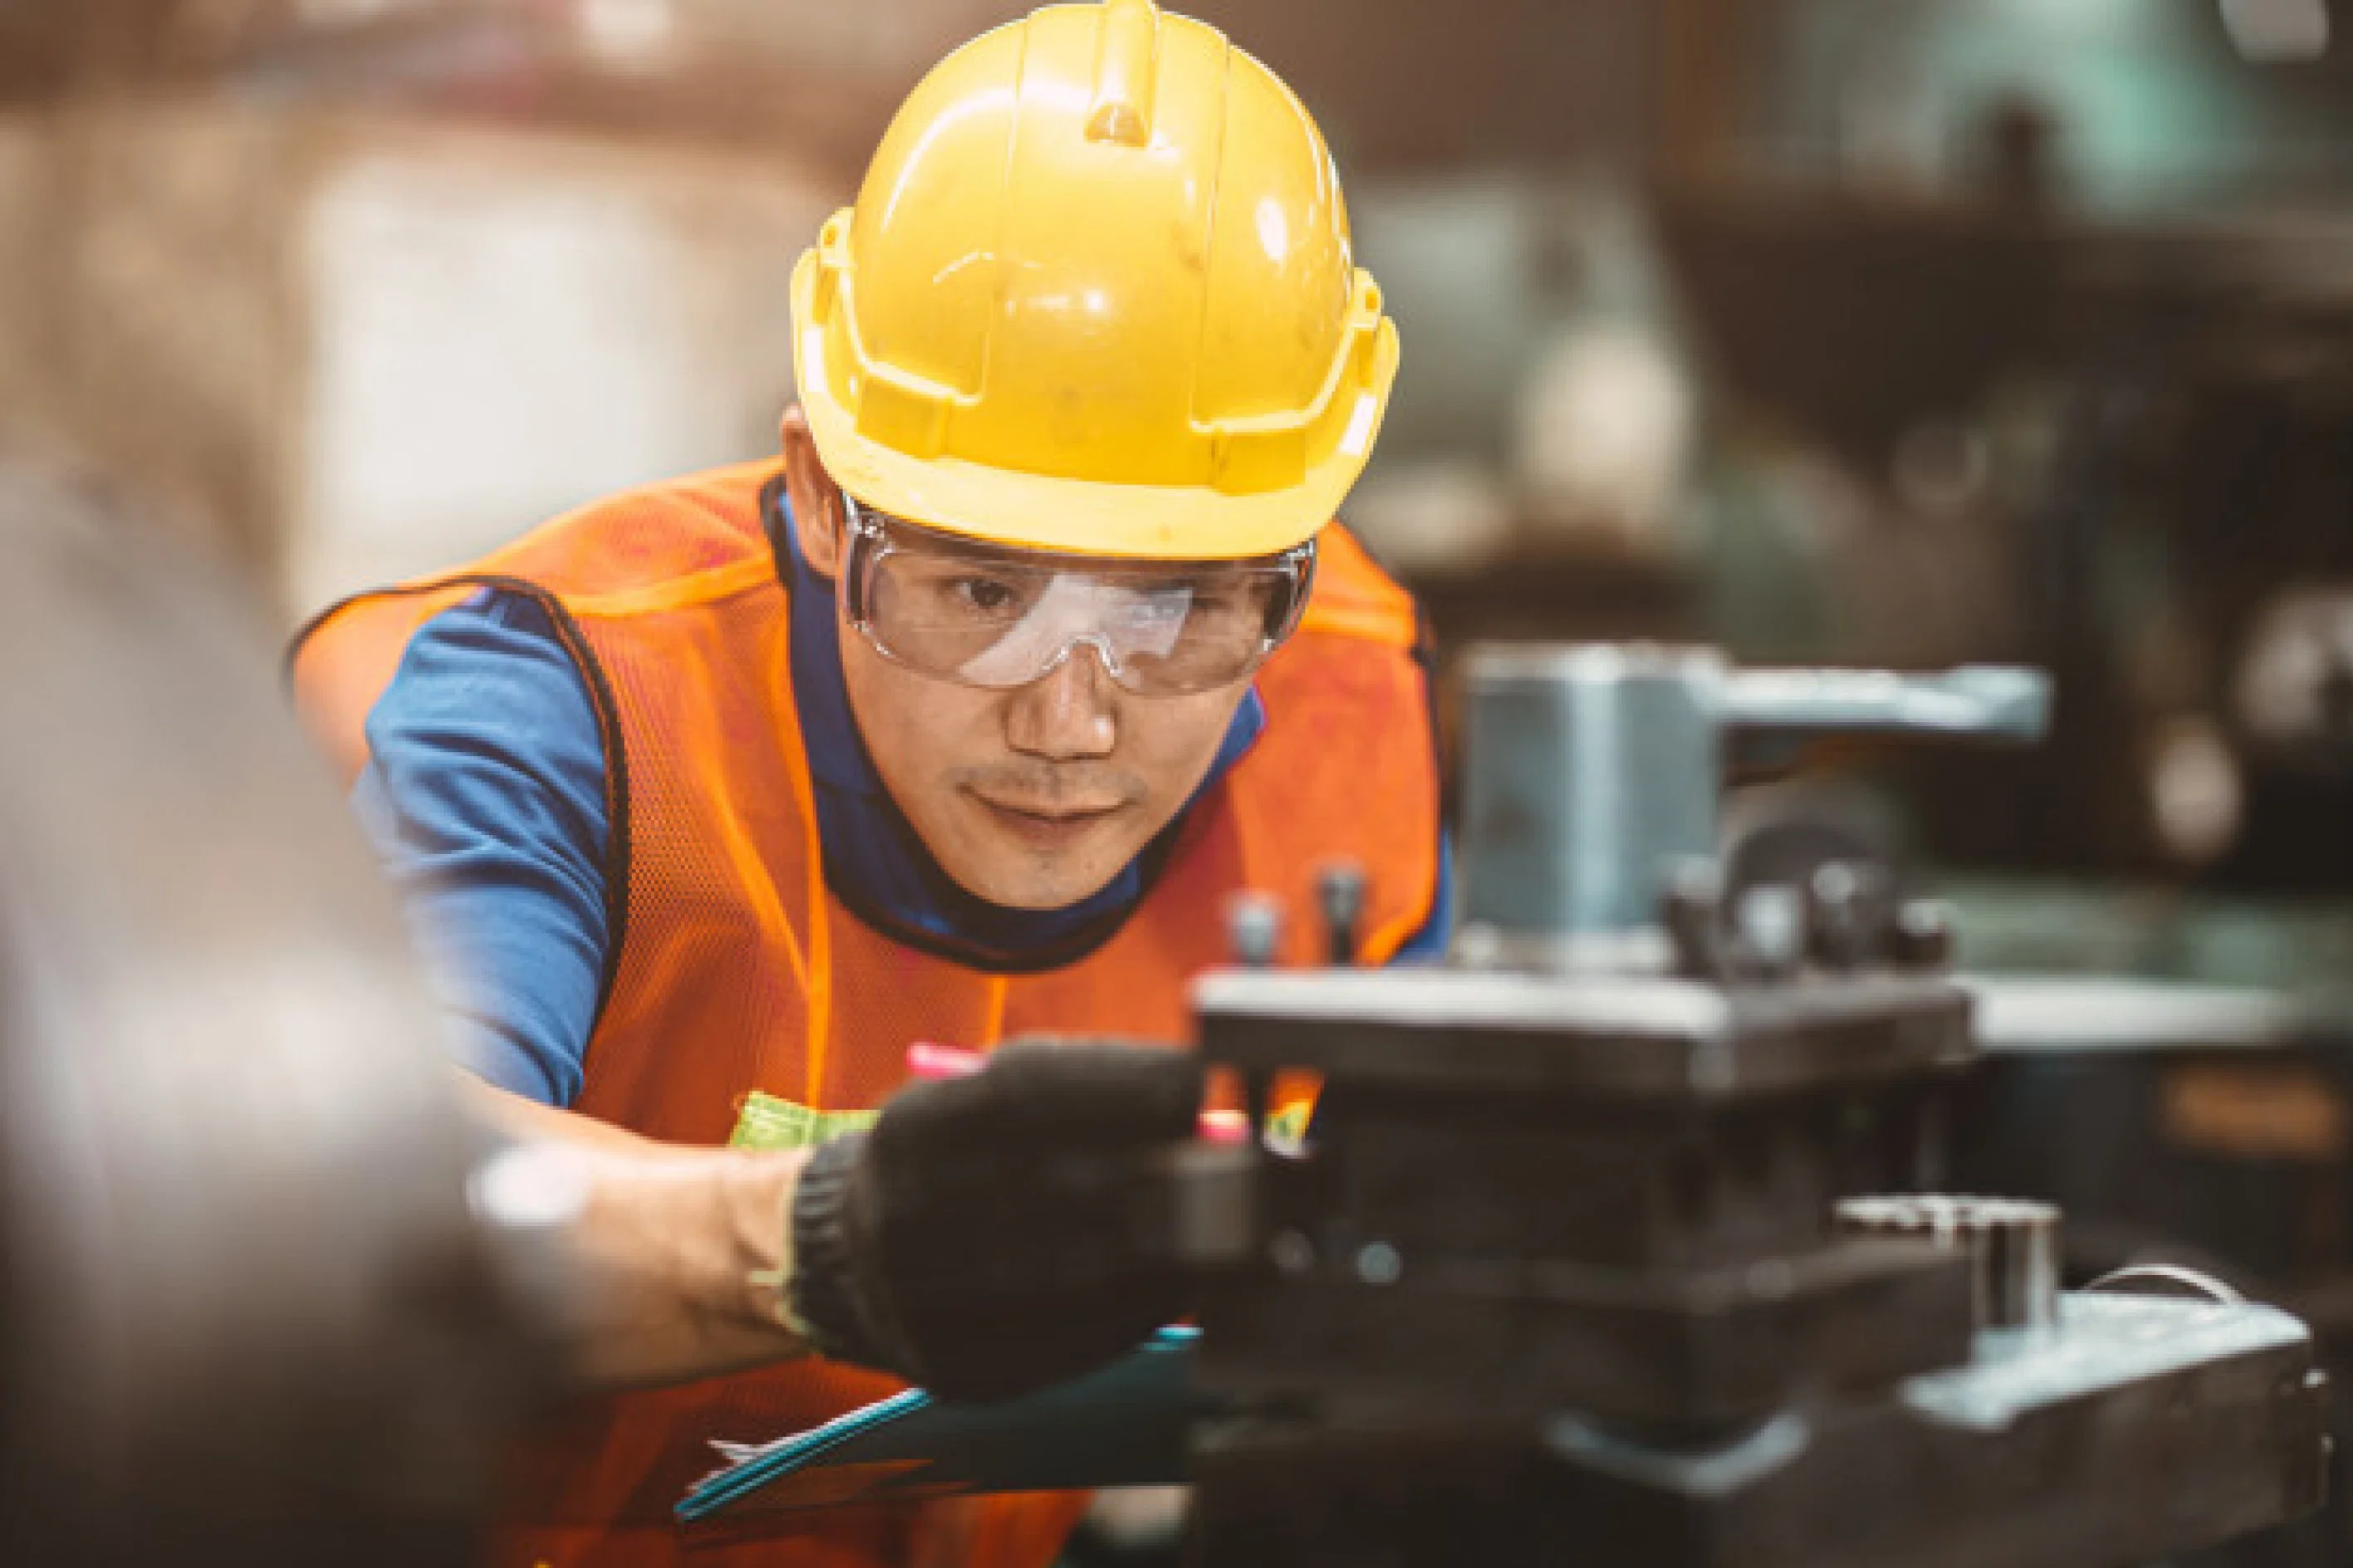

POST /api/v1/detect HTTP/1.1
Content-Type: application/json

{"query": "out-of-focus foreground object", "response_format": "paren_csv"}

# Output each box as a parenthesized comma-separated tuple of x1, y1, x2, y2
(0, 444, 549, 1566)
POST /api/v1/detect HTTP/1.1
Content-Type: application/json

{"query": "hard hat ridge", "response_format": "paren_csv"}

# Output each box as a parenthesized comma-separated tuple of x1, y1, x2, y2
(1086, 0, 1162, 148)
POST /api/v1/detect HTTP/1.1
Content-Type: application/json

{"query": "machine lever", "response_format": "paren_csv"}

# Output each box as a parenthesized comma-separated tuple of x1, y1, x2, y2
(1720, 665, 2051, 745)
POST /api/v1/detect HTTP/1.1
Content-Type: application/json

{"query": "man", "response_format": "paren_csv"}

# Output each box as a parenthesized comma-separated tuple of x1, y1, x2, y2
(292, 1, 1445, 1561)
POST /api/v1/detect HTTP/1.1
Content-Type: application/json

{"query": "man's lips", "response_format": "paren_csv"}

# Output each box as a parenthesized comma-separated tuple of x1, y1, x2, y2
(967, 790, 1126, 847)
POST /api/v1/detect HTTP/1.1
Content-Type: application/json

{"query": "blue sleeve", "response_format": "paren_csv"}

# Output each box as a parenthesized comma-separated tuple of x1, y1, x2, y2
(350, 590, 611, 1106)
(1387, 833, 1454, 965)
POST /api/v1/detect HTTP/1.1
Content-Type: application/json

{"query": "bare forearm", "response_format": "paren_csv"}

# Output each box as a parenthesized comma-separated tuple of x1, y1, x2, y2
(463, 1077, 810, 1388)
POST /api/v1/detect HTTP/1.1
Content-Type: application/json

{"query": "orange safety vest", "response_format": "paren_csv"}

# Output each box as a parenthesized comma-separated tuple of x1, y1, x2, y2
(291, 461, 1441, 1568)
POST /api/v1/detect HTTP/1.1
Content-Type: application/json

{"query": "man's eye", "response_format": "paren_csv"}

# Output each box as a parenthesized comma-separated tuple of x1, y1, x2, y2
(1181, 581, 1264, 622)
(951, 576, 1018, 613)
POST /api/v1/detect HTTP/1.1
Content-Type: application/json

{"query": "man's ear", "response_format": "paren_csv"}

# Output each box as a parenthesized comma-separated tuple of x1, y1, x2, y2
(779, 405, 845, 578)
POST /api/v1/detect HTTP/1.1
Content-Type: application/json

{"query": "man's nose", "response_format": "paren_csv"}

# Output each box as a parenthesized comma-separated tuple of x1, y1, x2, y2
(1003, 645, 1118, 760)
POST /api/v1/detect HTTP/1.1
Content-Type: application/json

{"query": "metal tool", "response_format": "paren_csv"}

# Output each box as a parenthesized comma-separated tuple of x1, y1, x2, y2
(1837, 1194, 2061, 1334)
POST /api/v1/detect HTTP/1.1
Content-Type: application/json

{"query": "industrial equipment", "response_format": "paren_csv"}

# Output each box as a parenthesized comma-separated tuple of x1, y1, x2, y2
(1177, 646, 2331, 1568)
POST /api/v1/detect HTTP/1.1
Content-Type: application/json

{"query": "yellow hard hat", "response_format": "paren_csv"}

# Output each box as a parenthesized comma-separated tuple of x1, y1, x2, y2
(791, 0, 1398, 561)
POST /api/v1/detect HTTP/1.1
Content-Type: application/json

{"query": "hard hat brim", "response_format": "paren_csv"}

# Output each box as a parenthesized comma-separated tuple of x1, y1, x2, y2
(791, 250, 1397, 563)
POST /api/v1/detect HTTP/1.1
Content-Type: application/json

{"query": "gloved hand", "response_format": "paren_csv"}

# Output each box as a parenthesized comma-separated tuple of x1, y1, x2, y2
(787, 1038, 1206, 1403)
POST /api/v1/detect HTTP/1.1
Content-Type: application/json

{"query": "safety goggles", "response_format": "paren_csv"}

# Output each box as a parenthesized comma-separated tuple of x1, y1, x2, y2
(839, 496, 1317, 696)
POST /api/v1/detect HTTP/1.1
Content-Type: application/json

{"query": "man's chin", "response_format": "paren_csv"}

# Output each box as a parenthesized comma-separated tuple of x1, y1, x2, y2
(947, 841, 1135, 913)
(960, 859, 1127, 912)
(947, 802, 1144, 910)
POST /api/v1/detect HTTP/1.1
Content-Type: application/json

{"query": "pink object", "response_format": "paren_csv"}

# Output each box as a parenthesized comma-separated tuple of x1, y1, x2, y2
(906, 1041, 986, 1081)
(904, 1043, 1246, 1144)
(1196, 1110, 1249, 1145)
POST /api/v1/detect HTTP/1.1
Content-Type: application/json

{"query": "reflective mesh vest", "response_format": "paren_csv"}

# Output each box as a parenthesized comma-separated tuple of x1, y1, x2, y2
(291, 461, 1441, 1568)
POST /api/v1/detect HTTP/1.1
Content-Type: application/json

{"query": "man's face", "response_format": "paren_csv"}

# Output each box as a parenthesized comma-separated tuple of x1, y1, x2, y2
(782, 410, 1253, 911)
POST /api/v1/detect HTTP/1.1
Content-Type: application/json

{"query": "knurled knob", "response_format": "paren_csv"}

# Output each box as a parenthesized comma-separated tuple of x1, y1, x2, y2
(1225, 891, 1284, 968)
(1315, 861, 1368, 967)
(1837, 1194, 2062, 1332)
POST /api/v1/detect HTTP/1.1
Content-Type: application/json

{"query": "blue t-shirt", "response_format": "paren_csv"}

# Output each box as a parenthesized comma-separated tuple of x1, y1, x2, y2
(354, 500, 1453, 1106)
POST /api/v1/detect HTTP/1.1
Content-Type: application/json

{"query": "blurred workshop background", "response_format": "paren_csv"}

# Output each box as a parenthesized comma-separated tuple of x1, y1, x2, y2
(14, 5, 2353, 1557)
(11, 0, 2353, 891)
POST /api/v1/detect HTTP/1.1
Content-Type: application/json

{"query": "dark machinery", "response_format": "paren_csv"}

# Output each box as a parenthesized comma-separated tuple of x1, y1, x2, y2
(1177, 646, 2331, 1568)
(1952, 972, 2353, 1567)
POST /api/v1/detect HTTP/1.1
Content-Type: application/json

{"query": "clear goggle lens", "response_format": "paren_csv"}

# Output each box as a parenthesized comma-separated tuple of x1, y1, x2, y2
(841, 497, 1315, 696)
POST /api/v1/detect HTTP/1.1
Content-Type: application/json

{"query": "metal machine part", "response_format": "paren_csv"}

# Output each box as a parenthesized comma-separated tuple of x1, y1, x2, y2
(1195, 966, 1979, 1431)
(1455, 647, 2047, 969)
(2088, 1264, 2248, 1306)
(1953, 970, 2353, 1565)
(1313, 862, 1369, 968)
(0, 452, 555, 1566)
(1191, 1290, 2326, 1568)
(1837, 1194, 2061, 1333)
(1178, 642, 2325, 1568)
(1223, 891, 1284, 970)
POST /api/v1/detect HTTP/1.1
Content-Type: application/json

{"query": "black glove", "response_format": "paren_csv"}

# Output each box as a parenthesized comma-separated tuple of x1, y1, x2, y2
(789, 1038, 1206, 1403)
